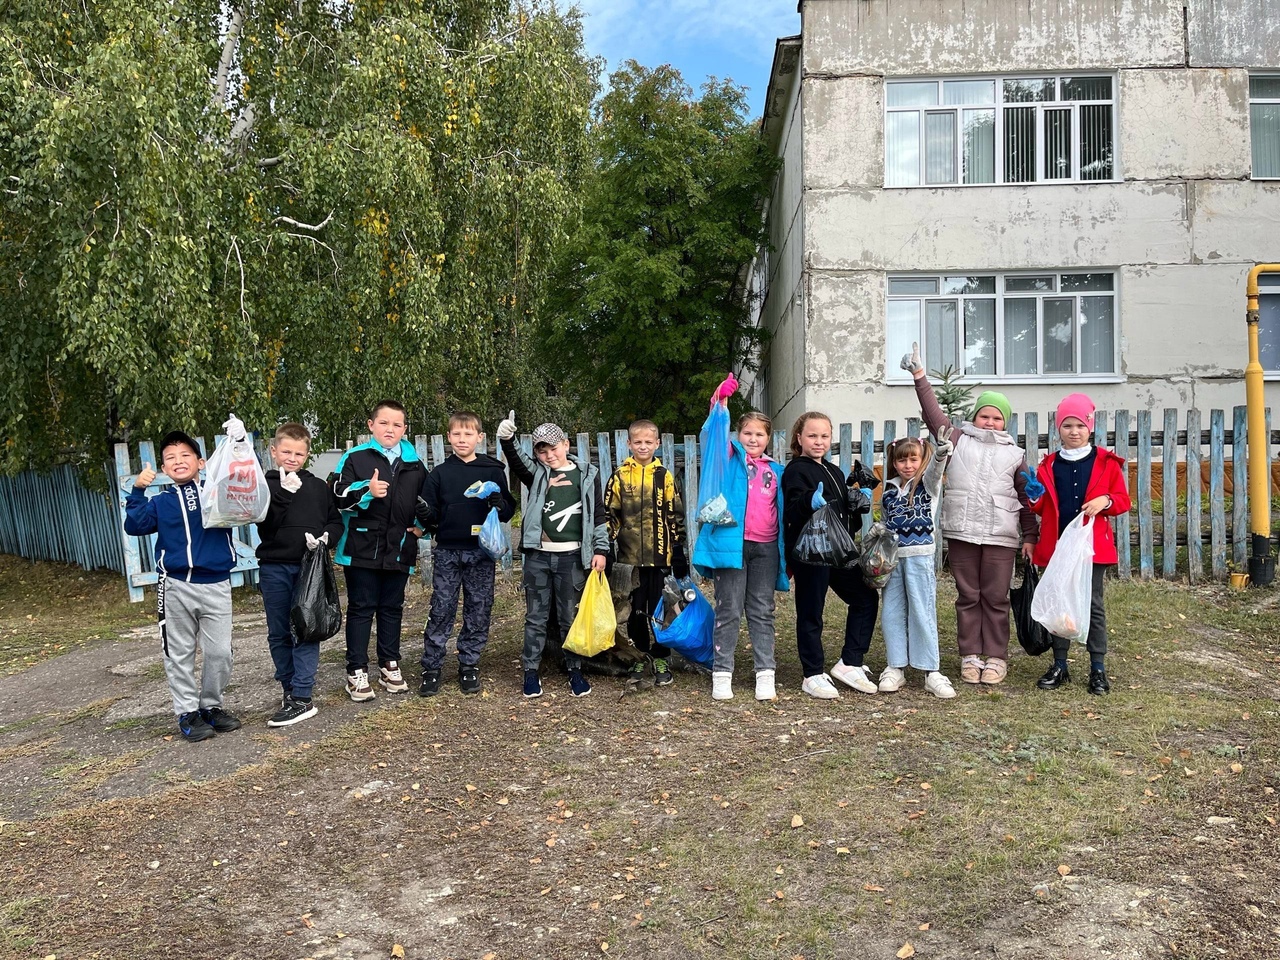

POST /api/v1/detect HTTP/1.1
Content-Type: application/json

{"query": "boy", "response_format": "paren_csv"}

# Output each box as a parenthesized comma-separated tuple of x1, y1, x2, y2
(330, 400, 432, 702)
(417, 411, 516, 696)
(496, 414, 609, 699)
(603, 419, 688, 685)
(256, 423, 344, 726)
(124, 430, 241, 742)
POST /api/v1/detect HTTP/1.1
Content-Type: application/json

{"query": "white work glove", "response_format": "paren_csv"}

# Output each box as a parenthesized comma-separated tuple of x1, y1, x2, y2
(933, 424, 953, 459)
(223, 414, 248, 442)
(280, 470, 302, 493)
(304, 531, 329, 550)
(496, 409, 517, 440)
(900, 341, 923, 374)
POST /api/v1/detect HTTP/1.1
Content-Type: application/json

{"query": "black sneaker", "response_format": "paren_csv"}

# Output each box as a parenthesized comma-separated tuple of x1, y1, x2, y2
(523, 669, 543, 699)
(652, 657, 674, 686)
(1037, 663, 1071, 690)
(266, 695, 318, 728)
(1088, 669, 1111, 695)
(459, 666, 482, 695)
(178, 711, 216, 742)
(419, 669, 441, 697)
(200, 706, 242, 733)
(568, 670, 591, 698)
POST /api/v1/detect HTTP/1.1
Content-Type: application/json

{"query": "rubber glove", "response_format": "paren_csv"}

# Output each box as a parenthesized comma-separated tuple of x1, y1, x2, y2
(223, 414, 248, 442)
(464, 480, 501, 499)
(280, 470, 302, 493)
(1021, 466, 1045, 501)
(810, 481, 826, 510)
(496, 410, 517, 440)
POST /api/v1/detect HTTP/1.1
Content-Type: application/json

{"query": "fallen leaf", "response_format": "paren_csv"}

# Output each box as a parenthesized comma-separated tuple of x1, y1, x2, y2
(497, 797, 510, 805)
(774, 890, 785, 900)
(897, 943, 916, 958)
(918, 922, 931, 931)
(790, 814, 804, 828)
(1058, 865, 1072, 876)
(863, 884, 885, 892)
(466, 784, 477, 792)
(392, 945, 406, 959)
(1230, 763, 1243, 774)
(836, 847, 851, 855)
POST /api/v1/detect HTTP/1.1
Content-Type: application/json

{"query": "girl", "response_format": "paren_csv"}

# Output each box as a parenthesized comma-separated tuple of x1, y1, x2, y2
(691, 374, 789, 702)
(903, 343, 1038, 685)
(1026, 393, 1130, 695)
(782, 412, 877, 699)
(879, 432, 956, 698)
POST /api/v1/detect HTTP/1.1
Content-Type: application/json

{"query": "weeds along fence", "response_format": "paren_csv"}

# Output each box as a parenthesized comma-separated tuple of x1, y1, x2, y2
(0, 406, 1275, 600)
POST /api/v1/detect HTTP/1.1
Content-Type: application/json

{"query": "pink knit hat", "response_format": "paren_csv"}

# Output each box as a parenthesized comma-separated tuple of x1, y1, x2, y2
(1056, 393, 1095, 430)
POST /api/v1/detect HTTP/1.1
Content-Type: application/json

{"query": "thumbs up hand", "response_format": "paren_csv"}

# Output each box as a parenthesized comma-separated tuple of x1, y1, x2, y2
(368, 468, 389, 499)
(135, 463, 157, 489)
(496, 410, 517, 440)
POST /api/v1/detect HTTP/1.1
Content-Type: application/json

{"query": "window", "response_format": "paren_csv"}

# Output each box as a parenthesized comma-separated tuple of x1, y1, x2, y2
(1260, 274, 1280, 372)
(886, 272, 1118, 381)
(1251, 75, 1280, 179)
(885, 75, 1116, 187)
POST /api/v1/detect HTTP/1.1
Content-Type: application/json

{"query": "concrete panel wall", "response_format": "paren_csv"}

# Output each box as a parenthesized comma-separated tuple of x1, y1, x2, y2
(803, 0, 1185, 76)
(1120, 69, 1252, 180)
(806, 181, 1192, 272)
(1188, 0, 1280, 67)
(1190, 180, 1280, 264)
(804, 76, 883, 189)
(806, 271, 885, 387)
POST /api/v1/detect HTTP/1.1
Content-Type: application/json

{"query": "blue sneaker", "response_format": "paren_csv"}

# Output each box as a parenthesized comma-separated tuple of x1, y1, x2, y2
(178, 711, 216, 742)
(568, 670, 591, 698)
(523, 669, 543, 699)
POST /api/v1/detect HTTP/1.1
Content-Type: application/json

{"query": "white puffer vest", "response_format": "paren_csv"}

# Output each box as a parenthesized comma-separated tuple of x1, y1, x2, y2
(939, 423, 1026, 548)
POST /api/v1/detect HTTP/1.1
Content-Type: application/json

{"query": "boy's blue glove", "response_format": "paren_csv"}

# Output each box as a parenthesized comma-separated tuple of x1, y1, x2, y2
(1021, 467, 1045, 501)
(811, 482, 826, 510)
(464, 480, 500, 499)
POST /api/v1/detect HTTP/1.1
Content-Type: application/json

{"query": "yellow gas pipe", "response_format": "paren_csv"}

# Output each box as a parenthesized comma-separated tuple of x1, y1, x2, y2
(1245, 264, 1280, 586)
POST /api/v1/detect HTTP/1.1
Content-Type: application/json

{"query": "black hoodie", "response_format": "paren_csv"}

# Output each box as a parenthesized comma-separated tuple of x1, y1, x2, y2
(256, 469, 345, 564)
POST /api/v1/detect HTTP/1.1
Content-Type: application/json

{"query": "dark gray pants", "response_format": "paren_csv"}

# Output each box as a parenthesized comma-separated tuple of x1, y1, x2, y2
(422, 547, 496, 671)
(711, 539, 779, 673)
(522, 550, 586, 671)
(1051, 563, 1109, 659)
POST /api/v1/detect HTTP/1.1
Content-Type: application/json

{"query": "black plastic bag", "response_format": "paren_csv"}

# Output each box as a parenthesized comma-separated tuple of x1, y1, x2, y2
(1012, 563, 1052, 656)
(793, 503, 860, 568)
(290, 546, 342, 644)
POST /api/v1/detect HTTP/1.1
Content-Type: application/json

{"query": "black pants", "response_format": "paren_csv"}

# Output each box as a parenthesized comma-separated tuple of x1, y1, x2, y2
(627, 566, 670, 658)
(344, 566, 409, 672)
(791, 562, 879, 678)
(1051, 563, 1108, 660)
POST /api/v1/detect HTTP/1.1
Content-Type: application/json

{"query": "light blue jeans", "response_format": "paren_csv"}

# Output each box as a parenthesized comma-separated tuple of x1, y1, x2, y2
(880, 553, 940, 671)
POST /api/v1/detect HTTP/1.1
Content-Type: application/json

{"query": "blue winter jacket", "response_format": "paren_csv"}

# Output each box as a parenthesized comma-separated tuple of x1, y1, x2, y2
(124, 481, 236, 584)
(690, 415, 788, 591)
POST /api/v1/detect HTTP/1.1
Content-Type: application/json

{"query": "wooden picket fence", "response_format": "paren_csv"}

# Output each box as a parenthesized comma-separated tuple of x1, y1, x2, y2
(0, 406, 1274, 600)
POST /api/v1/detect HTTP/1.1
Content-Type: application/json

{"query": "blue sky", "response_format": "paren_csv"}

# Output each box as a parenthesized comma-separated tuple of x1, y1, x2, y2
(574, 0, 801, 118)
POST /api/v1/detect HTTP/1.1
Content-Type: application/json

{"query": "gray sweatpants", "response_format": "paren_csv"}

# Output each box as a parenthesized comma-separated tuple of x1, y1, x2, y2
(158, 576, 234, 717)
(711, 539, 779, 673)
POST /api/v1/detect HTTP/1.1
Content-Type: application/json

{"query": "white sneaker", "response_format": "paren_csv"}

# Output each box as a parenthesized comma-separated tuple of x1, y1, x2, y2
(346, 669, 376, 702)
(755, 669, 776, 701)
(830, 660, 877, 694)
(801, 673, 841, 700)
(925, 671, 957, 699)
(379, 660, 409, 694)
(878, 667, 906, 693)
(711, 671, 734, 701)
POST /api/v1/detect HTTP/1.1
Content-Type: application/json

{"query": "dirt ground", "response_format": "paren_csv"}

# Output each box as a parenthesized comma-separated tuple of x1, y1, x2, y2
(0, 556, 1277, 960)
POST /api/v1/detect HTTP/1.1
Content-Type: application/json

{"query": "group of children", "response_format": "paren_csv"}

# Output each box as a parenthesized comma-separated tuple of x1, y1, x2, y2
(127, 369, 1129, 742)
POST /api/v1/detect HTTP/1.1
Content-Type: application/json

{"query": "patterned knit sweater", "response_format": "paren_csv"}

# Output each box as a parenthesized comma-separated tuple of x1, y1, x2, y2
(880, 441, 947, 558)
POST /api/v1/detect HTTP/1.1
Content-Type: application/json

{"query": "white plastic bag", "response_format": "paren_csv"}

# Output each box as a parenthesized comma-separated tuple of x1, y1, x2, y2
(1031, 513, 1095, 642)
(200, 415, 270, 528)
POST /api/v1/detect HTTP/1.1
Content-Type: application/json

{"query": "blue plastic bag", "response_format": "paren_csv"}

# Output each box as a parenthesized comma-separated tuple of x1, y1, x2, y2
(697, 403, 736, 527)
(479, 507, 511, 564)
(653, 577, 714, 669)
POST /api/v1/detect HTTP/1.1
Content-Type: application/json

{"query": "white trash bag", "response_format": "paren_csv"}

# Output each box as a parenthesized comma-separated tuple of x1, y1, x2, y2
(1031, 513, 1095, 642)
(200, 414, 270, 528)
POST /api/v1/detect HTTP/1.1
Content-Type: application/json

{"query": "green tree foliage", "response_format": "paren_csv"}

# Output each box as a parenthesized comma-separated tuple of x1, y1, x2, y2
(0, 0, 596, 471)
(541, 62, 778, 436)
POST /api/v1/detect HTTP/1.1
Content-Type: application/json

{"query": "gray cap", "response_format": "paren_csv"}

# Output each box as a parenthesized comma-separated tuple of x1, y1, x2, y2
(531, 423, 568, 446)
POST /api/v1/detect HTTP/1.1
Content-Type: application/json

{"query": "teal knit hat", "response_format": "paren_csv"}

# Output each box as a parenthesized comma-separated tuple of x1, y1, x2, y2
(970, 390, 1012, 425)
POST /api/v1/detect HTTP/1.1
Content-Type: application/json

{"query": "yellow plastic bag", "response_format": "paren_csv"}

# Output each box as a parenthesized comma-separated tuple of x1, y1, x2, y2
(562, 570, 616, 657)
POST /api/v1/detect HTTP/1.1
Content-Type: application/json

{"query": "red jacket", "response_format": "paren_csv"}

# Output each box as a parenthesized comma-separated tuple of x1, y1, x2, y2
(1029, 447, 1131, 567)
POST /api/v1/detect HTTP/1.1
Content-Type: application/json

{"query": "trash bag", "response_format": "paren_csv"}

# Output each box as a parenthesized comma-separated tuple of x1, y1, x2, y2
(1011, 563, 1053, 656)
(1031, 514, 1095, 642)
(290, 545, 342, 644)
(652, 577, 714, 669)
(859, 521, 900, 590)
(479, 507, 511, 564)
(793, 503, 859, 568)
(201, 415, 270, 528)
(563, 570, 617, 658)
(696, 403, 736, 527)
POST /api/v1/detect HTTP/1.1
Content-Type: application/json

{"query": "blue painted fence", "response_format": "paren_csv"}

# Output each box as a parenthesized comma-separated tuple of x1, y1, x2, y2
(0, 406, 1274, 598)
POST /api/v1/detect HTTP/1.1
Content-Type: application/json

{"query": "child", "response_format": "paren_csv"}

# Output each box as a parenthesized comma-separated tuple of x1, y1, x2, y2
(418, 411, 516, 697)
(782, 411, 878, 699)
(1026, 394, 1130, 695)
(879, 433, 956, 698)
(691, 375, 789, 702)
(604, 419, 688, 686)
(903, 343, 1038, 685)
(255, 423, 344, 727)
(124, 430, 241, 742)
(496, 415, 609, 699)
(330, 400, 431, 702)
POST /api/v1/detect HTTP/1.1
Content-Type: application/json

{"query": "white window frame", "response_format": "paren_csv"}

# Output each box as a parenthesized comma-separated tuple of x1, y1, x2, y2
(885, 271, 1122, 385)
(884, 74, 1120, 188)
(1259, 274, 1280, 378)
(1250, 73, 1280, 181)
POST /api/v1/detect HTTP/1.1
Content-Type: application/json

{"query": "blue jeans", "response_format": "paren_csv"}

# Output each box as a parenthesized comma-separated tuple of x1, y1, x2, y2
(880, 553, 940, 672)
(259, 561, 321, 699)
